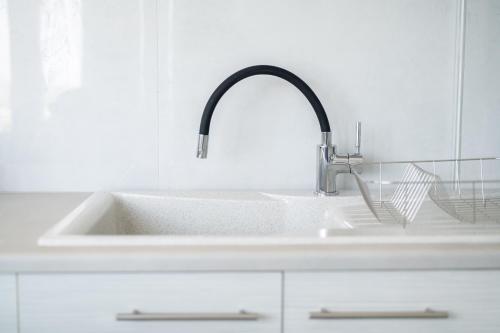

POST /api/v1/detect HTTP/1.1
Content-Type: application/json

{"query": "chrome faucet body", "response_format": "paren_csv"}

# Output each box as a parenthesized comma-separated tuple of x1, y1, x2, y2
(196, 65, 363, 195)
(316, 124, 363, 195)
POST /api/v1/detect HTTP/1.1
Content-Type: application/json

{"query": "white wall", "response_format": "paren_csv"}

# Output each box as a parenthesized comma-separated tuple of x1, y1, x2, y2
(462, 0, 500, 158)
(0, 0, 495, 191)
(0, 0, 158, 190)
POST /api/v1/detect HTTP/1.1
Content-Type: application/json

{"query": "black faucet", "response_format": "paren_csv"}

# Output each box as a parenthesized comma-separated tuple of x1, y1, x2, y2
(196, 65, 362, 195)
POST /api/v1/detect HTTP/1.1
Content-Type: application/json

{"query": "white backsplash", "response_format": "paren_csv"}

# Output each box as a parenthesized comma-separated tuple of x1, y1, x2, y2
(0, 0, 496, 191)
(0, 0, 158, 190)
(462, 0, 500, 158)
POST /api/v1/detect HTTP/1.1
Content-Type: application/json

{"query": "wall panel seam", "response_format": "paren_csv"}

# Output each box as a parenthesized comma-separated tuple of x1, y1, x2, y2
(155, 0, 161, 189)
(453, 0, 467, 179)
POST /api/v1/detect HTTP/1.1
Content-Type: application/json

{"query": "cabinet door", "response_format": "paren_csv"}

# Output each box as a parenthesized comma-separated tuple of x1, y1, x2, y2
(19, 273, 281, 333)
(0, 274, 17, 333)
(285, 271, 500, 333)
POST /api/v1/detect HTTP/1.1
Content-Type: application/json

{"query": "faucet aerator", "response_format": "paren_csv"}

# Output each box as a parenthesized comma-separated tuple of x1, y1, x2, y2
(197, 134, 209, 159)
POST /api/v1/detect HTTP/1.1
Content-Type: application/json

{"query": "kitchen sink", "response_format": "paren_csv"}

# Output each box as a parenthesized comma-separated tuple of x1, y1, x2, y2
(38, 191, 381, 246)
(38, 191, 500, 246)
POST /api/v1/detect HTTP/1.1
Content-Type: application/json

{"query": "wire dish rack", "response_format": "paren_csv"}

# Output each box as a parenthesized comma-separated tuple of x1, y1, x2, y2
(352, 157, 500, 227)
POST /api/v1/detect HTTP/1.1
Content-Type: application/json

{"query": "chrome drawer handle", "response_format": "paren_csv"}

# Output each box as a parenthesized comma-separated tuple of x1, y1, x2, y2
(116, 309, 259, 321)
(310, 308, 449, 319)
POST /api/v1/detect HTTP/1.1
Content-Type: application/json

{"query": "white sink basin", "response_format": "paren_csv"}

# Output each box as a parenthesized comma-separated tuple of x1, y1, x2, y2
(38, 191, 500, 247)
(38, 191, 380, 246)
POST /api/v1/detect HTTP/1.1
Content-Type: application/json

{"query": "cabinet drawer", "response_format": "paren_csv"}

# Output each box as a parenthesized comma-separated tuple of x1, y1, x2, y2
(285, 271, 500, 333)
(0, 274, 17, 333)
(19, 273, 280, 333)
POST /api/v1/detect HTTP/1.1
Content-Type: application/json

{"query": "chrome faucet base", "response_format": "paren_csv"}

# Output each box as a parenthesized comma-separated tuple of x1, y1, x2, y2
(315, 123, 363, 195)
(315, 189, 339, 197)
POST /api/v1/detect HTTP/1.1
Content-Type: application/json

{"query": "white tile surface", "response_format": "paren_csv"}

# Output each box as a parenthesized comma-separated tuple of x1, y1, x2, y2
(1, 0, 490, 191)
(0, 0, 158, 190)
(158, 0, 458, 190)
(461, 0, 500, 158)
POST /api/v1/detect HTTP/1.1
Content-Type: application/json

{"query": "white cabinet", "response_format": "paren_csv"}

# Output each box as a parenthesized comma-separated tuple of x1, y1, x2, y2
(19, 273, 281, 333)
(16, 270, 500, 333)
(285, 271, 500, 333)
(0, 274, 17, 333)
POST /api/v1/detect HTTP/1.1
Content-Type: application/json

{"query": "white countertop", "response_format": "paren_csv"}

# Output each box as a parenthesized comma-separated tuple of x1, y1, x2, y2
(1, 193, 500, 272)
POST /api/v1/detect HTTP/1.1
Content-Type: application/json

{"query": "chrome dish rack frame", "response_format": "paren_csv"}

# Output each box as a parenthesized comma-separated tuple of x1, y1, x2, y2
(354, 157, 500, 226)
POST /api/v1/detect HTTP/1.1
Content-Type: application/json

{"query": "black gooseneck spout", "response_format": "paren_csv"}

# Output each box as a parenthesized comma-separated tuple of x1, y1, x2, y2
(196, 65, 331, 158)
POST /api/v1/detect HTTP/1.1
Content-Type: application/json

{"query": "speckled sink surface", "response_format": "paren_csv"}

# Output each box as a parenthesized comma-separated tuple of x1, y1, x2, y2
(38, 191, 500, 247)
(2, 192, 500, 272)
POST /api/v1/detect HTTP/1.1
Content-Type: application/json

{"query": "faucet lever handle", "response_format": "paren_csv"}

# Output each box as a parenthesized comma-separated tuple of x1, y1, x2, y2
(354, 121, 361, 155)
